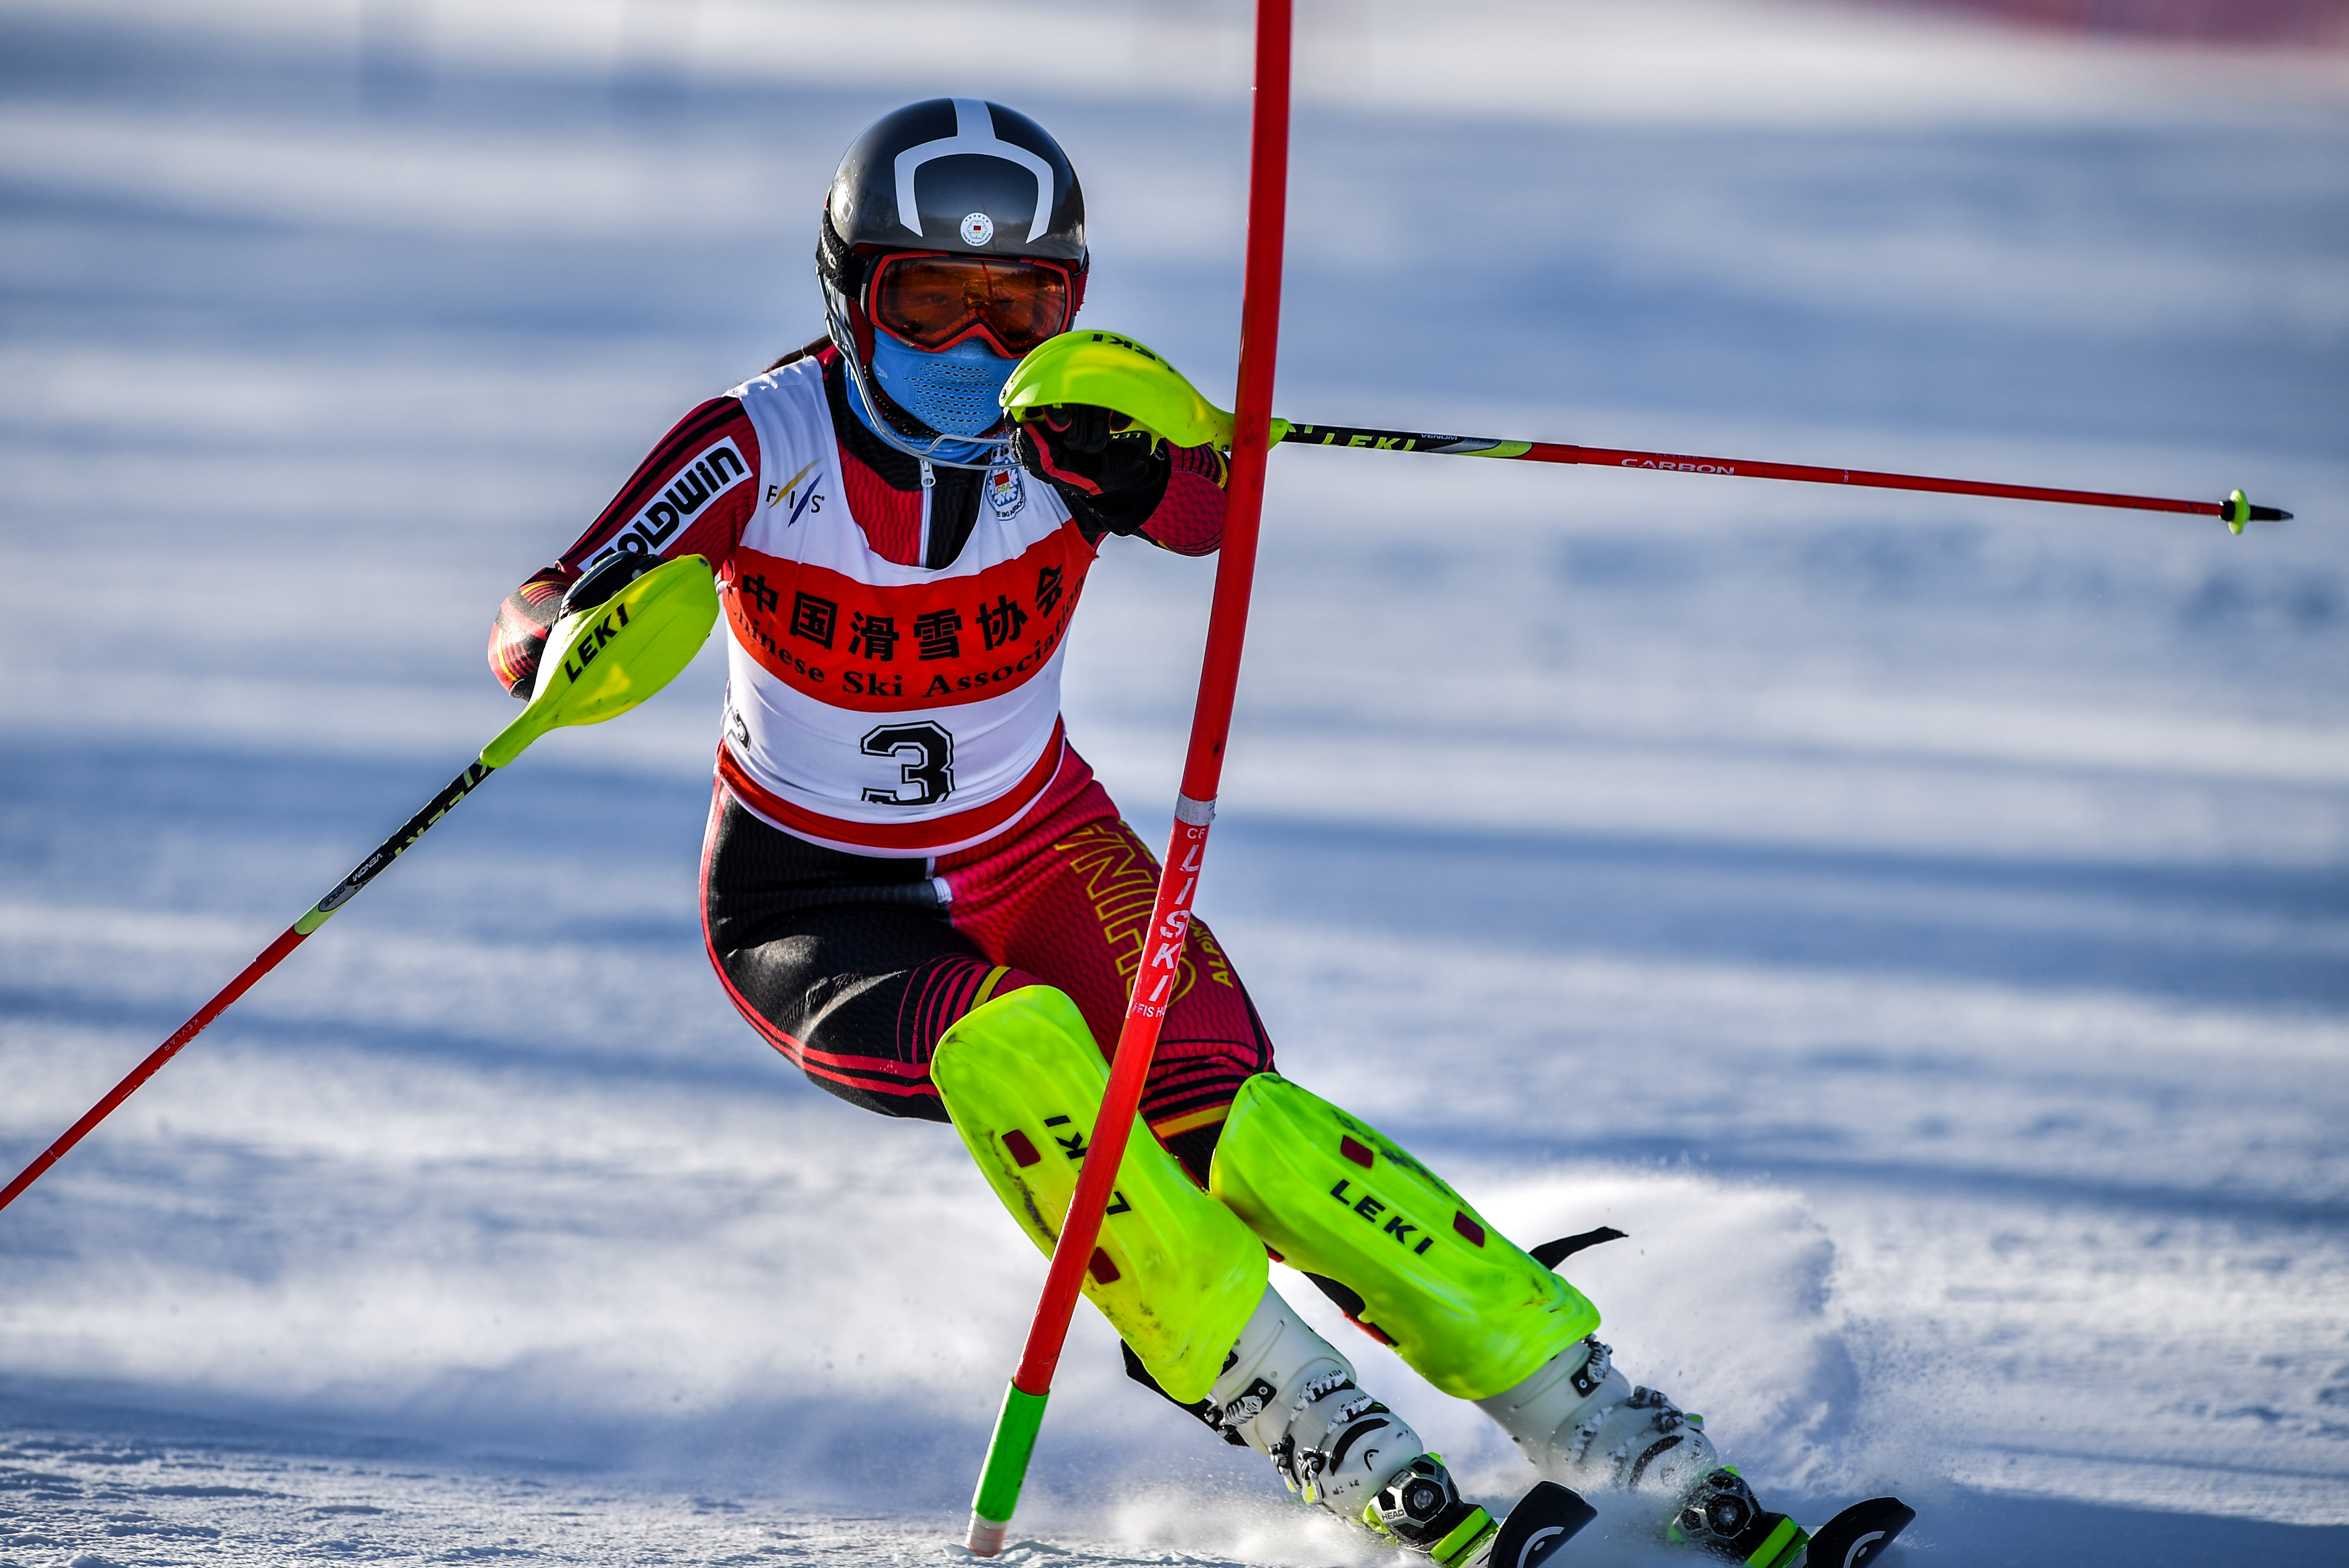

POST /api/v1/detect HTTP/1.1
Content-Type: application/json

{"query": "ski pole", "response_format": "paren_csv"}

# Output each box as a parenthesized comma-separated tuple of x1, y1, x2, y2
(961, 0, 1292, 1554)
(1006, 348, 2293, 535)
(1276, 423, 2293, 532)
(0, 554, 720, 1218)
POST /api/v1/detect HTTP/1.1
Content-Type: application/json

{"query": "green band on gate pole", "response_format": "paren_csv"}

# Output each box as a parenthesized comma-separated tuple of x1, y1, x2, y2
(973, 1382, 1050, 1525)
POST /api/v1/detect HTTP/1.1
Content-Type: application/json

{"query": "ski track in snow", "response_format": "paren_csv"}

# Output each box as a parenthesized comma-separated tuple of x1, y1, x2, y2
(3, 2, 2347, 1563)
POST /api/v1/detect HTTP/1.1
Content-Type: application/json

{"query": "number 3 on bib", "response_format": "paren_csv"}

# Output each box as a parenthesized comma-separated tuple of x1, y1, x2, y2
(861, 722, 956, 806)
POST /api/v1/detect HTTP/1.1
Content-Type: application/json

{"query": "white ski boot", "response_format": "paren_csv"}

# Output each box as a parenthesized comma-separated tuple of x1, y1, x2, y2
(1475, 1336, 1806, 1563)
(1203, 1289, 1503, 1565)
(1476, 1337, 1721, 1497)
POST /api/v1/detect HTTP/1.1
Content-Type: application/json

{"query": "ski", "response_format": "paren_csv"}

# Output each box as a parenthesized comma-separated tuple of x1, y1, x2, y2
(1794, 1497, 1915, 1568)
(1474, 1482, 1596, 1568)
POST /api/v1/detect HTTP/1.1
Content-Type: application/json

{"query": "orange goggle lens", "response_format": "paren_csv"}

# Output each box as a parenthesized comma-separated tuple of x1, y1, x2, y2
(869, 255, 1071, 357)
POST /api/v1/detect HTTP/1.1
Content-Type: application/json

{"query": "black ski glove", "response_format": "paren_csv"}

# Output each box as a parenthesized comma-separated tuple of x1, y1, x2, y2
(1012, 404, 1171, 536)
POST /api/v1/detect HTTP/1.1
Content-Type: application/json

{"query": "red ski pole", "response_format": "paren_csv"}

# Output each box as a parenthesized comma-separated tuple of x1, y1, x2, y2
(961, 1, 1293, 1554)
(0, 764, 495, 1216)
(1277, 424, 2293, 531)
(0, 555, 720, 1218)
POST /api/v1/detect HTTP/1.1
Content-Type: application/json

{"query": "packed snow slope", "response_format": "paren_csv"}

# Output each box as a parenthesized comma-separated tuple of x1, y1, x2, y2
(2, 1, 2346, 1562)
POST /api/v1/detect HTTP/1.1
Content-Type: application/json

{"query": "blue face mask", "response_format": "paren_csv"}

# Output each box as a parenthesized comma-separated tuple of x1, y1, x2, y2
(857, 330, 1019, 453)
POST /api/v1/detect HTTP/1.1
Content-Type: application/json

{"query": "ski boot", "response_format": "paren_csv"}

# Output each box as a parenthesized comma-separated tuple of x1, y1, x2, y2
(1475, 1335, 1916, 1565)
(1475, 1336, 1805, 1562)
(1203, 1290, 1476, 1554)
(1187, 1289, 1528, 1565)
(1477, 1338, 1721, 1498)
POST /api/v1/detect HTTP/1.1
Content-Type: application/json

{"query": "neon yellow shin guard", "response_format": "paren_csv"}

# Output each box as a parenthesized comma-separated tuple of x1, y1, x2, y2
(1210, 1074, 1599, 1400)
(932, 986, 1268, 1403)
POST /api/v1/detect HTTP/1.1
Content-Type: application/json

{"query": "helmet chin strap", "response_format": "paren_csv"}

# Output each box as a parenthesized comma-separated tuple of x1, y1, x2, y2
(825, 287, 1011, 474)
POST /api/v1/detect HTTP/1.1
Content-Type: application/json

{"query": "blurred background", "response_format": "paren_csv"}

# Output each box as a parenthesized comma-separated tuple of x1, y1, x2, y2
(2, 1, 2344, 1563)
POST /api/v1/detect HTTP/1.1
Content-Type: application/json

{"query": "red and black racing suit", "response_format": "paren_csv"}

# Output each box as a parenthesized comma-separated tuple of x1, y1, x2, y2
(488, 342, 1272, 1183)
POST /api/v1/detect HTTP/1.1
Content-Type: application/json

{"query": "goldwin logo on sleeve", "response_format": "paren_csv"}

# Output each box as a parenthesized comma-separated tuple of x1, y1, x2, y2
(586, 438, 752, 566)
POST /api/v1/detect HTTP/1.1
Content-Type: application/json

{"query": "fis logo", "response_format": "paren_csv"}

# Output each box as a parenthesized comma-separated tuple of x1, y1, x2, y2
(766, 459, 824, 526)
(586, 438, 751, 567)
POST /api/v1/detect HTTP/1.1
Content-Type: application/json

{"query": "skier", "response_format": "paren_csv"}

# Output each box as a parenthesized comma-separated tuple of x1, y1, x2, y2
(484, 99, 1819, 1568)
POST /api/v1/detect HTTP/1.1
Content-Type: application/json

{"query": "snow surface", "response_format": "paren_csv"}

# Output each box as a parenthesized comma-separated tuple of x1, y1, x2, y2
(3, 0, 2346, 1562)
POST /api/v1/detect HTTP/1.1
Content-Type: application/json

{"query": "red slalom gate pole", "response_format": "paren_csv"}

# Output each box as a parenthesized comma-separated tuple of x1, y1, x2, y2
(961, 1, 1292, 1555)
(1276, 424, 2295, 530)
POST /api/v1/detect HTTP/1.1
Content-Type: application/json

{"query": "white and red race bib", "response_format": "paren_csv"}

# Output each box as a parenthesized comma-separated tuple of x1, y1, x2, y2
(716, 361, 1096, 855)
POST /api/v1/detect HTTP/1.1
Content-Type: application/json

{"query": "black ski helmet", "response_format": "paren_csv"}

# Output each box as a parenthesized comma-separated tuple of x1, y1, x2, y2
(817, 98, 1088, 376)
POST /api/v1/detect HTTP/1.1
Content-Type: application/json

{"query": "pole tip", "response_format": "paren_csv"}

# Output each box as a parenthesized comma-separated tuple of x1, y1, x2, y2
(966, 1515, 1010, 1557)
(2221, 489, 2292, 532)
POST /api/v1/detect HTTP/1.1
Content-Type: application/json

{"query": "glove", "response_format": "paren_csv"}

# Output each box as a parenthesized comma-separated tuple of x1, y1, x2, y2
(1013, 403, 1171, 536)
(489, 567, 569, 698)
(560, 548, 666, 616)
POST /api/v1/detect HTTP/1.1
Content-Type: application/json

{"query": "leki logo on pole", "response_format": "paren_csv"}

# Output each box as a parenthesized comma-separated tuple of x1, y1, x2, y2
(1130, 825, 1206, 1019)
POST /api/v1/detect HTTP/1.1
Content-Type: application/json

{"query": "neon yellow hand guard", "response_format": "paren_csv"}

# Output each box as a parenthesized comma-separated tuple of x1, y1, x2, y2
(483, 554, 719, 768)
(998, 330, 1292, 453)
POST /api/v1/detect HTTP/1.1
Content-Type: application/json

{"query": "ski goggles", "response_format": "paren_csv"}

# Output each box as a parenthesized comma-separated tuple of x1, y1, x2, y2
(867, 253, 1073, 358)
